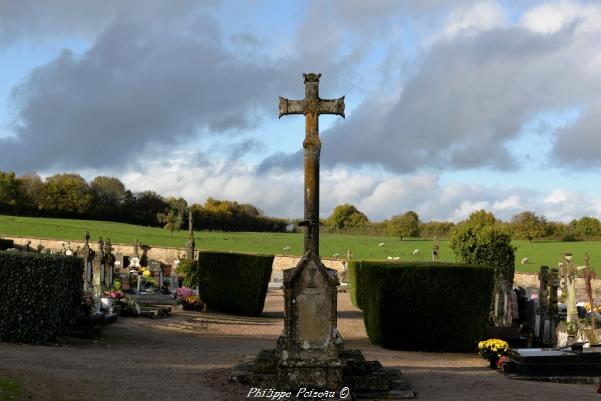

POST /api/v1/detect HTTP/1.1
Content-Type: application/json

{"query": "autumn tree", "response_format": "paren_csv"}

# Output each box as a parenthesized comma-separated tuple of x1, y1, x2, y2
(38, 173, 93, 216)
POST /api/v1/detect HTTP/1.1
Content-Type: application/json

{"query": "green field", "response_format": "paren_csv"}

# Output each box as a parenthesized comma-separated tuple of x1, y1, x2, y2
(1, 215, 600, 273)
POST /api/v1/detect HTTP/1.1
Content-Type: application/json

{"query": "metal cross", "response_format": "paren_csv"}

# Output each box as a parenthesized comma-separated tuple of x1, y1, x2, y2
(279, 73, 345, 255)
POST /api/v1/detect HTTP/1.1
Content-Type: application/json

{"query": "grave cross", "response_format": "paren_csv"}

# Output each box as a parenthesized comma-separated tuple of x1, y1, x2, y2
(279, 73, 345, 255)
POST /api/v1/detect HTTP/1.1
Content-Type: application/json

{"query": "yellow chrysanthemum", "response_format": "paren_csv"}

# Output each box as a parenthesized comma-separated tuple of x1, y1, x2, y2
(143, 270, 152, 277)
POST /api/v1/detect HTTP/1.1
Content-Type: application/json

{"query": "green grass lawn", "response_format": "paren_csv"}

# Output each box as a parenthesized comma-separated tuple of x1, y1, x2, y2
(1, 215, 600, 273)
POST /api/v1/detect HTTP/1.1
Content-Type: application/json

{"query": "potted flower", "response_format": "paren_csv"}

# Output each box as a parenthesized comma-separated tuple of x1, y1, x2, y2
(478, 338, 509, 368)
(182, 295, 206, 312)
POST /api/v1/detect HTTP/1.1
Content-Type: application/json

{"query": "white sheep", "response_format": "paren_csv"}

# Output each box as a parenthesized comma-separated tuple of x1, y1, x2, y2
(378, 242, 385, 247)
(412, 249, 420, 256)
(393, 257, 400, 260)
(521, 257, 528, 265)
(387, 256, 393, 260)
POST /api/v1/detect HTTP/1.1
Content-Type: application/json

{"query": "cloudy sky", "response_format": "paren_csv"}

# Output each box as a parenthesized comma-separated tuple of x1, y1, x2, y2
(1, 0, 601, 222)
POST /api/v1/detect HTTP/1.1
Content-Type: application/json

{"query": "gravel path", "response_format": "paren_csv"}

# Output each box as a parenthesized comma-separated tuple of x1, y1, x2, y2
(0, 291, 594, 401)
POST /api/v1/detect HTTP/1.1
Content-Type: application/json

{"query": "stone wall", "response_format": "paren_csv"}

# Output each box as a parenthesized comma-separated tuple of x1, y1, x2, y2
(6, 236, 601, 301)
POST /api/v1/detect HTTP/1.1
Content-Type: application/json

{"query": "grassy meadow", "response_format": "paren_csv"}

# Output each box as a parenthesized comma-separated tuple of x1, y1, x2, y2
(1, 215, 600, 273)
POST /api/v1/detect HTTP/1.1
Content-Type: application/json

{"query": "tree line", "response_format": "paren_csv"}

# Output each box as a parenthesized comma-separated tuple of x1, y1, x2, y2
(0, 171, 290, 233)
(324, 203, 601, 241)
(2, 169, 601, 240)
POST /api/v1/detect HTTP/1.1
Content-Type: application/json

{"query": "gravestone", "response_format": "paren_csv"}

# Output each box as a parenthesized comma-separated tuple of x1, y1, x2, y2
(82, 231, 94, 289)
(560, 252, 578, 324)
(231, 73, 414, 399)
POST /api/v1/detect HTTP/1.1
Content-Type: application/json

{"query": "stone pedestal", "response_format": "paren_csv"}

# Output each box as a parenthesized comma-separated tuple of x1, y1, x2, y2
(275, 251, 343, 390)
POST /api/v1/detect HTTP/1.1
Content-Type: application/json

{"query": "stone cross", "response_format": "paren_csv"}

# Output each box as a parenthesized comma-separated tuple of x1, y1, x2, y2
(279, 73, 344, 255)
(186, 211, 195, 260)
(583, 253, 596, 330)
(276, 74, 345, 390)
(82, 231, 94, 288)
(105, 238, 114, 289)
(560, 252, 577, 323)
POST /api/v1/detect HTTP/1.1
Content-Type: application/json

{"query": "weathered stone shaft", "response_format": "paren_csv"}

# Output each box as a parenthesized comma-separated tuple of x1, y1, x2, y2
(303, 77, 320, 255)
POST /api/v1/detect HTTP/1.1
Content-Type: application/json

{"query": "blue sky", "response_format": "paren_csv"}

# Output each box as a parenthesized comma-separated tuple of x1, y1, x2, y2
(1, 0, 601, 222)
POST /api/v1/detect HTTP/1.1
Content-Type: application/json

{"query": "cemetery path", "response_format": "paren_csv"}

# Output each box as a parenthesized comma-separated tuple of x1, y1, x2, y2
(0, 291, 595, 401)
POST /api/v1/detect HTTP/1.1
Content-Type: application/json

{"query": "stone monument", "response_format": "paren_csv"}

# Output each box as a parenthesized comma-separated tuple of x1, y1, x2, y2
(231, 73, 414, 399)
(186, 211, 195, 260)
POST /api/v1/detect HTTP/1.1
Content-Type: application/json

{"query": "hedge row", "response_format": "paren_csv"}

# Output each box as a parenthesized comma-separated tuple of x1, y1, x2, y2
(0, 251, 83, 343)
(197, 251, 273, 316)
(0, 238, 14, 250)
(350, 261, 494, 352)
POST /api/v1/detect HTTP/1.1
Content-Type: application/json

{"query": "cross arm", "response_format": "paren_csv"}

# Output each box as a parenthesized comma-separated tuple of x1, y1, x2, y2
(318, 96, 345, 118)
(279, 97, 305, 118)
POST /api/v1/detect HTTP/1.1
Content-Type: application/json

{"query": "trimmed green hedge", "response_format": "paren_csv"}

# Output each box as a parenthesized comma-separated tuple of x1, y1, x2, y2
(0, 251, 83, 344)
(350, 261, 494, 352)
(0, 238, 14, 250)
(197, 251, 273, 316)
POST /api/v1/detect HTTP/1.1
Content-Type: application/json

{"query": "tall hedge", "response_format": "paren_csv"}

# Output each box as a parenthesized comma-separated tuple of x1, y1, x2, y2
(197, 251, 273, 316)
(0, 251, 83, 344)
(350, 261, 494, 352)
(0, 238, 14, 250)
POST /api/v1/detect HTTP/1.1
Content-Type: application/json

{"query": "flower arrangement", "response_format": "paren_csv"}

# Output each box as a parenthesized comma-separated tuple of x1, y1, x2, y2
(104, 290, 124, 299)
(181, 294, 206, 312)
(478, 338, 509, 361)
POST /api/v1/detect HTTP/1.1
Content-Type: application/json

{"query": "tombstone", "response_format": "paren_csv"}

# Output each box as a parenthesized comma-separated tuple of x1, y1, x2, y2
(560, 252, 578, 324)
(432, 236, 440, 261)
(537, 266, 550, 344)
(91, 237, 105, 293)
(493, 275, 513, 326)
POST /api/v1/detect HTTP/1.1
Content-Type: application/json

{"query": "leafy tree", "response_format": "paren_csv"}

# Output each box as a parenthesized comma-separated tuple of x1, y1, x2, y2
(327, 204, 368, 229)
(386, 211, 420, 240)
(510, 211, 547, 242)
(449, 210, 515, 282)
(0, 171, 22, 214)
(39, 173, 93, 216)
(17, 172, 43, 213)
(157, 209, 184, 238)
(90, 176, 126, 219)
(570, 216, 601, 239)
(134, 191, 166, 226)
(419, 221, 455, 239)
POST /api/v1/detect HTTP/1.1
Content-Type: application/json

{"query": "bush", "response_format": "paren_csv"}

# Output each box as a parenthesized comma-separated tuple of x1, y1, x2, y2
(196, 251, 273, 316)
(176, 258, 198, 288)
(449, 222, 515, 282)
(0, 238, 14, 250)
(349, 261, 494, 352)
(0, 251, 83, 344)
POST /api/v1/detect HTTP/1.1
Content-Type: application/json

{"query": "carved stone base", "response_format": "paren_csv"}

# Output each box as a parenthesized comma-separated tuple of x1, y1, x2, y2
(230, 349, 415, 400)
(278, 359, 343, 390)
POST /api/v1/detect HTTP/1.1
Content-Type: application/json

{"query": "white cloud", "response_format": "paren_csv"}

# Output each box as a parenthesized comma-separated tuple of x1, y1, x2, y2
(519, 1, 583, 34)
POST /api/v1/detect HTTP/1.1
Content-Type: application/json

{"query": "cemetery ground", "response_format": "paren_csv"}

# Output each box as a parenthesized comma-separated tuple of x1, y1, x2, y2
(1, 215, 599, 273)
(0, 291, 593, 401)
